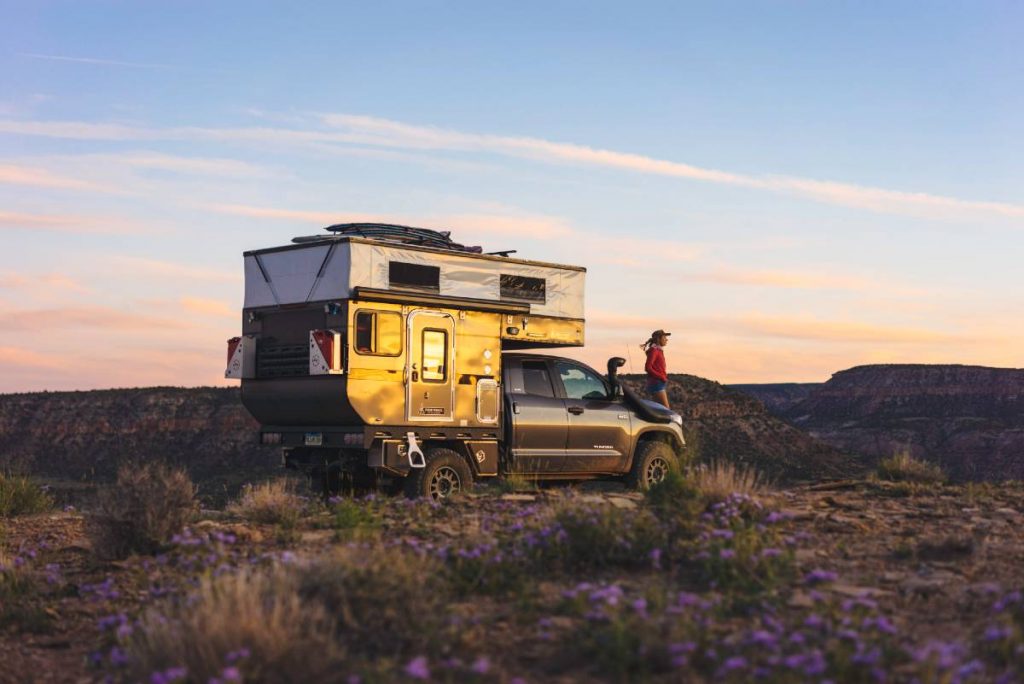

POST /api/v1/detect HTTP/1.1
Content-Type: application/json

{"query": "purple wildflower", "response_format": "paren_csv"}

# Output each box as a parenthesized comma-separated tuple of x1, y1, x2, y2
(404, 656, 430, 680)
(804, 569, 838, 585)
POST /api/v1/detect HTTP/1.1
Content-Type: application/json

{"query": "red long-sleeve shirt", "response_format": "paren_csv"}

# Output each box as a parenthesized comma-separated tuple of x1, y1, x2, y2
(645, 345, 667, 383)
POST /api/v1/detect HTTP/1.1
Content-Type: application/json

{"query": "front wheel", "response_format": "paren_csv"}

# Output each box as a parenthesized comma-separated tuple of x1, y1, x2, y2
(403, 448, 473, 501)
(626, 441, 675, 490)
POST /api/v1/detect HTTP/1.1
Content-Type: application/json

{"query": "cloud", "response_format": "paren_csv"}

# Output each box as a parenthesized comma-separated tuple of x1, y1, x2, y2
(0, 345, 67, 370)
(0, 305, 186, 332)
(0, 272, 89, 294)
(727, 314, 964, 344)
(17, 52, 174, 70)
(0, 163, 109, 192)
(3, 114, 1020, 221)
(207, 203, 575, 240)
(677, 268, 869, 290)
(108, 152, 277, 178)
(0, 211, 146, 235)
(104, 255, 241, 284)
(181, 297, 236, 318)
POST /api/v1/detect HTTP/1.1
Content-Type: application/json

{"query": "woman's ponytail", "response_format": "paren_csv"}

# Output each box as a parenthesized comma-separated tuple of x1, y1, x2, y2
(640, 336, 655, 352)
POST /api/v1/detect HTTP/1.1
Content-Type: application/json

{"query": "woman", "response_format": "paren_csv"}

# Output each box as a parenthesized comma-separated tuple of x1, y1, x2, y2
(642, 329, 671, 408)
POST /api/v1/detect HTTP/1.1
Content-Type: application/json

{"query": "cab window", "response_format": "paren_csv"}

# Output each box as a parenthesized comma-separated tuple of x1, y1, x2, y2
(421, 329, 448, 382)
(521, 360, 555, 398)
(555, 361, 608, 400)
(354, 310, 402, 356)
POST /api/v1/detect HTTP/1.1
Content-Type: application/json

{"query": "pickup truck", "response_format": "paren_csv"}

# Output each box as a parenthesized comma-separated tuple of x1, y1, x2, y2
(230, 225, 685, 500)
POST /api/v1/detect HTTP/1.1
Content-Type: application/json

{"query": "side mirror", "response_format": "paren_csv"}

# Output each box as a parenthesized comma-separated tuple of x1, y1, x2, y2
(606, 357, 626, 397)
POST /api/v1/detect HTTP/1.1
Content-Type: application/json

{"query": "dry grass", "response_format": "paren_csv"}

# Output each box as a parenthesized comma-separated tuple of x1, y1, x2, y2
(126, 566, 341, 683)
(0, 474, 53, 518)
(88, 463, 196, 560)
(227, 479, 307, 528)
(877, 451, 946, 484)
(690, 461, 770, 504)
(126, 546, 462, 682)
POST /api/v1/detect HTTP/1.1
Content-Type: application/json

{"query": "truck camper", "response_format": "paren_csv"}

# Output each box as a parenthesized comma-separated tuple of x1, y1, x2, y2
(227, 223, 685, 500)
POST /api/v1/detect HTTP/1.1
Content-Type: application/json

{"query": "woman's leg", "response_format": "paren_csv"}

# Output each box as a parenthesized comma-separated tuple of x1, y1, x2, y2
(654, 389, 670, 408)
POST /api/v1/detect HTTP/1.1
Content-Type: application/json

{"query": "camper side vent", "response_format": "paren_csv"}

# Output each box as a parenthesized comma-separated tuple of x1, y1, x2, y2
(389, 261, 440, 292)
(500, 274, 546, 303)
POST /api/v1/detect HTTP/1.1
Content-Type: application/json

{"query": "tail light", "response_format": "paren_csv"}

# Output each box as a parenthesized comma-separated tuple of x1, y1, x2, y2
(225, 335, 255, 379)
(309, 330, 343, 375)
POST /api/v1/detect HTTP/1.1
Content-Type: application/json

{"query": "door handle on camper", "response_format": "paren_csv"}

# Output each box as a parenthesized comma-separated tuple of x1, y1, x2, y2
(512, 402, 520, 415)
(567, 406, 585, 415)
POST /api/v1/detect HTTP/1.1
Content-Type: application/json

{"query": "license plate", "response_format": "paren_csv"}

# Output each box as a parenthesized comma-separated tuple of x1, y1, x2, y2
(304, 432, 323, 446)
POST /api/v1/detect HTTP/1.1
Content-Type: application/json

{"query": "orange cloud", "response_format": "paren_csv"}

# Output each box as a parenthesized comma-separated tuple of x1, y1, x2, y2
(181, 297, 236, 318)
(0, 163, 109, 192)
(0, 211, 146, 235)
(0, 345, 68, 370)
(107, 256, 241, 283)
(727, 314, 964, 344)
(0, 306, 186, 332)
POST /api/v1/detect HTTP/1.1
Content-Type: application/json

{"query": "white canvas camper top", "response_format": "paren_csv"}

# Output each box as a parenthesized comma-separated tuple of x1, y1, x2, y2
(243, 224, 586, 320)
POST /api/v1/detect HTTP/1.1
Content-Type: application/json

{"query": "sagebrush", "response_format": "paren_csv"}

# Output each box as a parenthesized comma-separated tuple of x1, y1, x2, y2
(88, 462, 196, 559)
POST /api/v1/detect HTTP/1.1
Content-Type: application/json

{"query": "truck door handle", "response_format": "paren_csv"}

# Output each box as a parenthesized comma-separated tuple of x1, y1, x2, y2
(512, 402, 521, 415)
(567, 406, 584, 415)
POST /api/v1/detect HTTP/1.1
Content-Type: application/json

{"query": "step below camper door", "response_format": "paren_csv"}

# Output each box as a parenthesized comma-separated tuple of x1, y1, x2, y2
(406, 310, 456, 422)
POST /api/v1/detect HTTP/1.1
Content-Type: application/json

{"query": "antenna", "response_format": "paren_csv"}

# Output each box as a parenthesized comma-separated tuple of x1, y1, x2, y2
(625, 343, 635, 375)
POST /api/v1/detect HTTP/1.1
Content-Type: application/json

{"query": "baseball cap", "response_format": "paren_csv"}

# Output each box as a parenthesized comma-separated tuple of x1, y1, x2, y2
(652, 329, 672, 338)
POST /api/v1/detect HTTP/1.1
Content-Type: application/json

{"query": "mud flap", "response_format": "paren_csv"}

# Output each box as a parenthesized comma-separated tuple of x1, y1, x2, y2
(406, 432, 426, 468)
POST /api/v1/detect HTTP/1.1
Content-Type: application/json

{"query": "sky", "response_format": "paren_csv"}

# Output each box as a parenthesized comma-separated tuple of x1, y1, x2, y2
(0, 1, 1022, 391)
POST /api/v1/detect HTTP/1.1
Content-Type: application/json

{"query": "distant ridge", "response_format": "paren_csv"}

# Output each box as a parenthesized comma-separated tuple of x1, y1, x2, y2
(622, 373, 860, 482)
(0, 376, 862, 493)
(732, 364, 1024, 481)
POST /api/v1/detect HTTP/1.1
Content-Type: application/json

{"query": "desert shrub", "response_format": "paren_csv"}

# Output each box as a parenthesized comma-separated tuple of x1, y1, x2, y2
(548, 500, 665, 572)
(876, 451, 946, 484)
(645, 467, 704, 530)
(0, 551, 56, 633)
(124, 547, 484, 683)
(125, 565, 341, 683)
(493, 471, 538, 494)
(228, 479, 307, 528)
(296, 546, 459, 660)
(690, 461, 769, 505)
(328, 497, 381, 539)
(552, 582, 909, 682)
(88, 462, 196, 559)
(0, 474, 53, 517)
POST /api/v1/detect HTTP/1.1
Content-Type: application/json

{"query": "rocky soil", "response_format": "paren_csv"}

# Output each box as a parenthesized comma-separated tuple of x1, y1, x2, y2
(2, 479, 1023, 683)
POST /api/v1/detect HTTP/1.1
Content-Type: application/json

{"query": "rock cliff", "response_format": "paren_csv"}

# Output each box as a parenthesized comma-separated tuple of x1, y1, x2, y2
(734, 364, 1024, 481)
(0, 376, 861, 494)
(0, 387, 278, 500)
(622, 374, 859, 481)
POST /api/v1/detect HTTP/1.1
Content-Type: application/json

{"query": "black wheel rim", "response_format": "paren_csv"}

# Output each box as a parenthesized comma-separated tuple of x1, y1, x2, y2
(429, 466, 462, 501)
(646, 457, 669, 485)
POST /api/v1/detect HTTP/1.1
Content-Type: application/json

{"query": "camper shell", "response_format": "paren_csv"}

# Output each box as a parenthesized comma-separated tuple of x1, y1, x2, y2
(227, 224, 683, 497)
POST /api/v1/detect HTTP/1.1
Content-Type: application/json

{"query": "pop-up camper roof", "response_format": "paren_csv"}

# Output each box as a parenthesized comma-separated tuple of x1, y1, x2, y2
(242, 224, 586, 320)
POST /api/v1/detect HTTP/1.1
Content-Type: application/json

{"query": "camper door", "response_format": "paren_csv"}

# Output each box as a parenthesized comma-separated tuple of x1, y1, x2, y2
(406, 310, 455, 421)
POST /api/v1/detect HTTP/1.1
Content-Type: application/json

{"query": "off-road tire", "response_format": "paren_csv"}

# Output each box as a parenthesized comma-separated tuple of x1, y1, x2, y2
(403, 448, 473, 501)
(626, 440, 674, 490)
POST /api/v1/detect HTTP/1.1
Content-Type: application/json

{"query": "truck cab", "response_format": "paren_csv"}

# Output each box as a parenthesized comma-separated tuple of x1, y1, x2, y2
(226, 223, 685, 500)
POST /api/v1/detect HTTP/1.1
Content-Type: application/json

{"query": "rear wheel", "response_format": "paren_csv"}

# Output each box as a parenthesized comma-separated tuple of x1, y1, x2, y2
(626, 440, 674, 490)
(404, 448, 473, 501)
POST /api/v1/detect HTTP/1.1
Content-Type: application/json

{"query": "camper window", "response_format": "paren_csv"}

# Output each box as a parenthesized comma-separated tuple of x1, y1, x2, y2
(354, 310, 402, 356)
(389, 261, 440, 292)
(500, 274, 546, 303)
(421, 329, 448, 382)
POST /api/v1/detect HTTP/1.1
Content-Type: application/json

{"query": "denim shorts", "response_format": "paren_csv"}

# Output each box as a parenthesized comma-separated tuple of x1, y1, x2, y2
(646, 380, 667, 394)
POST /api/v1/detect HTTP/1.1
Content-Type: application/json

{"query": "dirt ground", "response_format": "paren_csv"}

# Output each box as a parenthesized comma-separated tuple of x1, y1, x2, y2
(1, 479, 1022, 683)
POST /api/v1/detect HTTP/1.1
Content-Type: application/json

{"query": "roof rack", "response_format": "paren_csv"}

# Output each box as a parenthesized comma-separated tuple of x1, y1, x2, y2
(309, 222, 483, 253)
